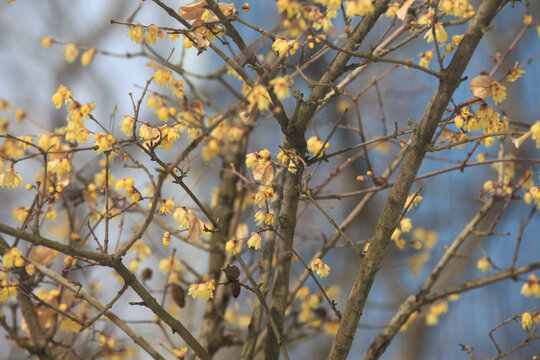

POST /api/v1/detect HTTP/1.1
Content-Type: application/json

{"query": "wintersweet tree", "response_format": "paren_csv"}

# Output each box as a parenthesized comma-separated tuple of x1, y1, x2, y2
(0, 0, 539, 359)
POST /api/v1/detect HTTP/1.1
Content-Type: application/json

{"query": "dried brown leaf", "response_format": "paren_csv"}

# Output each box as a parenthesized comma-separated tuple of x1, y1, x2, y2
(187, 210, 204, 242)
(253, 162, 274, 185)
(469, 75, 493, 98)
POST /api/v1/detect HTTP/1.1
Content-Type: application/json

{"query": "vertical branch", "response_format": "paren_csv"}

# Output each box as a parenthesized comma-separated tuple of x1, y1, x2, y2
(104, 150, 110, 253)
(197, 133, 245, 355)
(328, 0, 506, 358)
(264, 159, 303, 360)
(241, 168, 286, 360)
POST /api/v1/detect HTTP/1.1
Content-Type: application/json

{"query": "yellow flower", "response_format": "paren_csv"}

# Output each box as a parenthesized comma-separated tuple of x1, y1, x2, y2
(47, 157, 71, 175)
(159, 256, 182, 274)
(41, 36, 53, 49)
(81, 48, 96, 66)
(119, 115, 135, 136)
(419, 51, 433, 68)
(201, 138, 220, 161)
(310, 258, 330, 278)
(151, 67, 174, 88)
(159, 198, 175, 214)
(524, 14, 533, 26)
(307, 136, 329, 158)
(247, 85, 271, 111)
(426, 300, 448, 325)
(51, 85, 72, 108)
(247, 232, 262, 250)
(93, 132, 115, 153)
(531, 121, 540, 148)
(172, 80, 184, 98)
(64, 44, 79, 63)
(400, 218, 412, 233)
(225, 239, 243, 254)
(145, 24, 165, 45)
(424, 23, 448, 44)
(491, 81, 506, 104)
(522, 312, 532, 330)
(0, 166, 23, 189)
(272, 38, 291, 56)
(476, 256, 492, 272)
(128, 25, 144, 44)
(520, 274, 540, 297)
(12, 207, 29, 223)
(269, 76, 291, 100)
(172, 347, 188, 358)
(254, 210, 273, 226)
(188, 281, 215, 301)
(404, 194, 423, 209)
(507, 61, 525, 82)
(162, 232, 171, 246)
(345, 0, 374, 17)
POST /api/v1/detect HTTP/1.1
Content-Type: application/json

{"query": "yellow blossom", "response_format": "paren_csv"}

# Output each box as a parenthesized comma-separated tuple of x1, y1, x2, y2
(476, 256, 492, 272)
(47, 157, 71, 175)
(41, 36, 53, 48)
(188, 281, 215, 301)
(254, 210, 273, 226)
(201, 138, 220, 161)
(173, 347, 188, 358)
(247, 85, 271, 111)
(520, 274, 540, 297)
(419, 51, 433, 68)
(310, 258, 330, 278)
(145, 24, 160, 45)
(247, 232, 262, 250)
(531, 121, 540, 148)
(0, 166, 23, 189)
(272, 38, 292, 56)
(269, 76, 291, 100)
(522, 312, 532, 330)
(507, 61, 525, 82)
(162, 232, 171, 246)
(524, 14, 533, 26)
(51, 85, 72, 108)
(424, 23, 447, 44)
(345, 0, 374, 17)
(426, 300, 448, 325)
(45, 209, 57, 220)
(307, 136, 329, 158)
(404, 194, 423, 209)
(81, 48, 96, 66)
(119, 115, 135, 137)
(225, 239, 243, 254)
(491, 81, 506, 104)
(64, 44, 79, 63)
(159, 198, 175, 214)
(172, 80, 184, 98)
(159, 256, 182, 274)
(128, 25, 144, 44)
(93, 132, 115, 153)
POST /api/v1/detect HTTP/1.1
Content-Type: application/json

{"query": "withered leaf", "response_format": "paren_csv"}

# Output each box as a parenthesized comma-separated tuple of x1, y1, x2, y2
(469, 75, 493, 99)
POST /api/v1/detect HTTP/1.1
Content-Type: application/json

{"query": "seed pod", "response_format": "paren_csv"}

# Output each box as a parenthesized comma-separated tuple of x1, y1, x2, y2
(171, 284, 186, 308)
(223, 264, 240, 282)
(230, 281, 241, 298)
(141, 268, 153, 281)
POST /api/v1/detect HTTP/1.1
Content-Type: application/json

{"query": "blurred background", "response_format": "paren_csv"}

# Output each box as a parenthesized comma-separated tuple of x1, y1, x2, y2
(0, 0, 539, 359)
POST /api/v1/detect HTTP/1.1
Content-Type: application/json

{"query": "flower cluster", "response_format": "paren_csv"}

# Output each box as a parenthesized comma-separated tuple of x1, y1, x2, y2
(188, 281, 215, 301)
